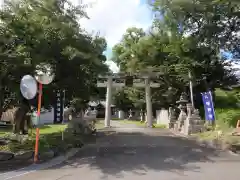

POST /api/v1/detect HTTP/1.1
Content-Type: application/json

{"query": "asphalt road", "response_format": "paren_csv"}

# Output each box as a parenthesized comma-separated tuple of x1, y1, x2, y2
(7, 121, 240, 180)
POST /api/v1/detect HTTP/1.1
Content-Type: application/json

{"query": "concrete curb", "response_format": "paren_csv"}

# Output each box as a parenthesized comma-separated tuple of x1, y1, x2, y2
(0, 148, 81, 180)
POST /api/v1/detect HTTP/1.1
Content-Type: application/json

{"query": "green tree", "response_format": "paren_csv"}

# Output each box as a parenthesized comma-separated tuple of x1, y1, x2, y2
(0, 0, 109, 134)
(150, 0, 239, 105)
(112, 10, 237, 109)
(150, 0, 240, 58)
(112, 88, 133, 111)
(112, 27, 146, 72)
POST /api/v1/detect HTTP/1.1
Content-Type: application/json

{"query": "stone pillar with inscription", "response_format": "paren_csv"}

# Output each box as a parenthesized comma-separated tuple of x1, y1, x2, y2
(118, 110, 125, 119)
(168, 107, 177, 129)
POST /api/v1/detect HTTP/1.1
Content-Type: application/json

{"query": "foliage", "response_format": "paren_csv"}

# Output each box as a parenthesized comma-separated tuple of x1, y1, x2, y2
(215, 108, 240, 129)
(0, 120, 100, 153)
(111, 0, 238, 110)
(112, 27, 146, 72)
(0, 124, 67, 153)
(150, 0, 240, 59)
(0, 0, 109, 133)
(112, 88, 133, 111)
(126, 88, 146, 109)
(214, 88, 240, 128)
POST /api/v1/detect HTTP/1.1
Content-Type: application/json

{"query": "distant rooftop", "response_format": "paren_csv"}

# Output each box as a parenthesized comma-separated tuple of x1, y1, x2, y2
(88, 101, 115, 107)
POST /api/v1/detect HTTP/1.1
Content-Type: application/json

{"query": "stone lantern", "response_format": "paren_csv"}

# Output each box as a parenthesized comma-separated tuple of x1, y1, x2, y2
(176, 92, 188, 132)
(186, 108, 204, 134)
(128, 109, 133, 119)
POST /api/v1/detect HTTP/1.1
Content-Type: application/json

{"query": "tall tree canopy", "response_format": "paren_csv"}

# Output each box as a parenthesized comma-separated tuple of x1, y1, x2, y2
(0, 0, 109, 133)
(111, 0, 238, 109)
(150, 0, 240, 58)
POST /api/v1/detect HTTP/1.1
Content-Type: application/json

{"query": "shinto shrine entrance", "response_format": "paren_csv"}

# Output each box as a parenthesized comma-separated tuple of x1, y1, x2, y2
(97, 72, 162, 128)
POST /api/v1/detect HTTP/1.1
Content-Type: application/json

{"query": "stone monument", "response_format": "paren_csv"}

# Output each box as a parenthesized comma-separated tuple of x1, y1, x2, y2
(168, 107, 177, 129)
(118, 110, 125, 119)
(156, 108, 169, 126)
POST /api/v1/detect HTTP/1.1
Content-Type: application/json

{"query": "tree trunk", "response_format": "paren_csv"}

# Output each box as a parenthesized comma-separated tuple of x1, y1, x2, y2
(13, 113, 21, 134)
(0, 109, 3, 122)
(13, 104, 30, 134)
(0, 97, 3, 121)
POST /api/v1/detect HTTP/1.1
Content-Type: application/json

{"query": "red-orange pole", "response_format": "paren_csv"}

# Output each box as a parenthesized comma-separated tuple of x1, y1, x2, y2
(34, 83, 42, 163)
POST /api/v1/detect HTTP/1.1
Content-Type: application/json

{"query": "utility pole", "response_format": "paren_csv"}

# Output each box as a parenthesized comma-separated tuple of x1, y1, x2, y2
(188, 71, 194, 109)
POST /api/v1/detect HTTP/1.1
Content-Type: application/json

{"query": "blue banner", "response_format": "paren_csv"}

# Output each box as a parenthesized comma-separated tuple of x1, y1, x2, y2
(201, 91, 215, 121)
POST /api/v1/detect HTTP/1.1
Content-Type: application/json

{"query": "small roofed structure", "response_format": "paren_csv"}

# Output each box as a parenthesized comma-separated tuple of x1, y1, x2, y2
(88, 101, 115, 108)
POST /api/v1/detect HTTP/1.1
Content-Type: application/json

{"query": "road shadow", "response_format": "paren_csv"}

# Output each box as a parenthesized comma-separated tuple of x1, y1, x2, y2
(47, 130, 232, 178)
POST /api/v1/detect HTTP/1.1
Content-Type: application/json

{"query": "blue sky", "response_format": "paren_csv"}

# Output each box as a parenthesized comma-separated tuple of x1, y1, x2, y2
(221, 50, 233, 59)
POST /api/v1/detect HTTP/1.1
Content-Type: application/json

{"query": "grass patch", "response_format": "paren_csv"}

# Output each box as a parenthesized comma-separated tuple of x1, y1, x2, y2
(111, 118, 121, 121)
(0, 121, 102, 153)
(0, 127, 11, 137)
(36, 124, 67, 135)
(0, 124, 67, 138)
(118, 119, 167, 128)
(0, 124, 71, 153)
(95, 120, 104, 129)
(193, 130, 240, 146)
(193, 131, 220, 140)
(153, 124, 167, 129)
(121, 120, 145, 126)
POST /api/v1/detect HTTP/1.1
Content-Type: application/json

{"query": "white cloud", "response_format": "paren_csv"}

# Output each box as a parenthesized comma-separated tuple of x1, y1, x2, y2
(0, 0, 153, 72)
(79, 0, 152, 47)
(71, 0, 153, 72)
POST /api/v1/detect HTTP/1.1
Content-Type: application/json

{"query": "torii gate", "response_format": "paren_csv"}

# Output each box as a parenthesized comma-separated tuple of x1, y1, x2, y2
(97, 72, 162, 128)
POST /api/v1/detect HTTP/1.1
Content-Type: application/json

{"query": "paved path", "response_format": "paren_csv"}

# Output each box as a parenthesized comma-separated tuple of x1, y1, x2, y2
(5, 121, 240, 180)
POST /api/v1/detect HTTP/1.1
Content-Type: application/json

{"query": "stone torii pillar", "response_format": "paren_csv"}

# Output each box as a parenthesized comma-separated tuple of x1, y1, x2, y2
(145, 78, 153, 127)
(104, 76, 112, 127)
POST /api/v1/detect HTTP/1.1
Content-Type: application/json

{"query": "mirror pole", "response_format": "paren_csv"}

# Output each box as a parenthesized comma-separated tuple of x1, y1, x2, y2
(34, 83, 43, 163)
